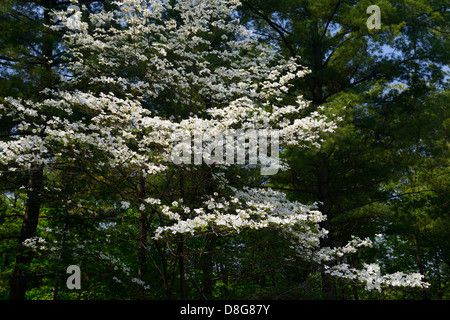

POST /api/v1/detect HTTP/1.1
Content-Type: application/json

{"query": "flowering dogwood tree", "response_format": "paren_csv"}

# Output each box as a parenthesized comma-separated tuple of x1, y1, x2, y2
(0, 0, 429, 297)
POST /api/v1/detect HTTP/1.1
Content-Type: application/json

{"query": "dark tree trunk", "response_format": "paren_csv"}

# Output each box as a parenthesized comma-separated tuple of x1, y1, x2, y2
(177, 237, 186, 300)
(414, 234, 429, 300)
(201, 234, 215, 300)
(318, 163, 337, 300)
(137, 175, 147, 298)
(9, 167, 44, 300)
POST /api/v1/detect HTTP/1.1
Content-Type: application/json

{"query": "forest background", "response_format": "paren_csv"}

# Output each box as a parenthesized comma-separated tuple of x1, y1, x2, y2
(0, 0, 448, 300)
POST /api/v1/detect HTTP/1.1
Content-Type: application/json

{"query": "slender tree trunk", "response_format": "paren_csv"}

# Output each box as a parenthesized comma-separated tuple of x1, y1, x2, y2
(177, 168, 186, 299)
(201, 234, 215, 300)
(137, 175, 147, 298)
(310, 21, 337, 299)
(177, 236, 186, 300)
(318, 163, 337, 300)
(52, 208, 70, 300)
(414, 234, 428, 300)
(9, 167, 44, 300)
(311, 21, 324, 106)
(137, 211, 147, 278)
(151, 239, 173, 299)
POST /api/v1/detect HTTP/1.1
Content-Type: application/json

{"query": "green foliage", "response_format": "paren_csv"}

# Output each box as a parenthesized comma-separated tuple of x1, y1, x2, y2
(241, 0, 449, 300)
(0, 0, 448, 300)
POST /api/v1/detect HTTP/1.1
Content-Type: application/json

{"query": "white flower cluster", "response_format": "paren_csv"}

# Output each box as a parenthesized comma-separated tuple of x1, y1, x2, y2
(311, 236, 374, 262)
(98, 251, 150, 290)
(154, 187, 326, 240)
(23, 236, 59, 252)
(20, 224, 151, 291)
(2, 0, 338, 175)
(287, 233, 430, 291)
(23, 237, 48, 251)
(0, 0, 428, 293)
(325, 263, 429, 292)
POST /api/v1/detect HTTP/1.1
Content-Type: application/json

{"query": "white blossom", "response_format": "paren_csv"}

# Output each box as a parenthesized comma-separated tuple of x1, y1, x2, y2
(0, 0, 429, 293)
